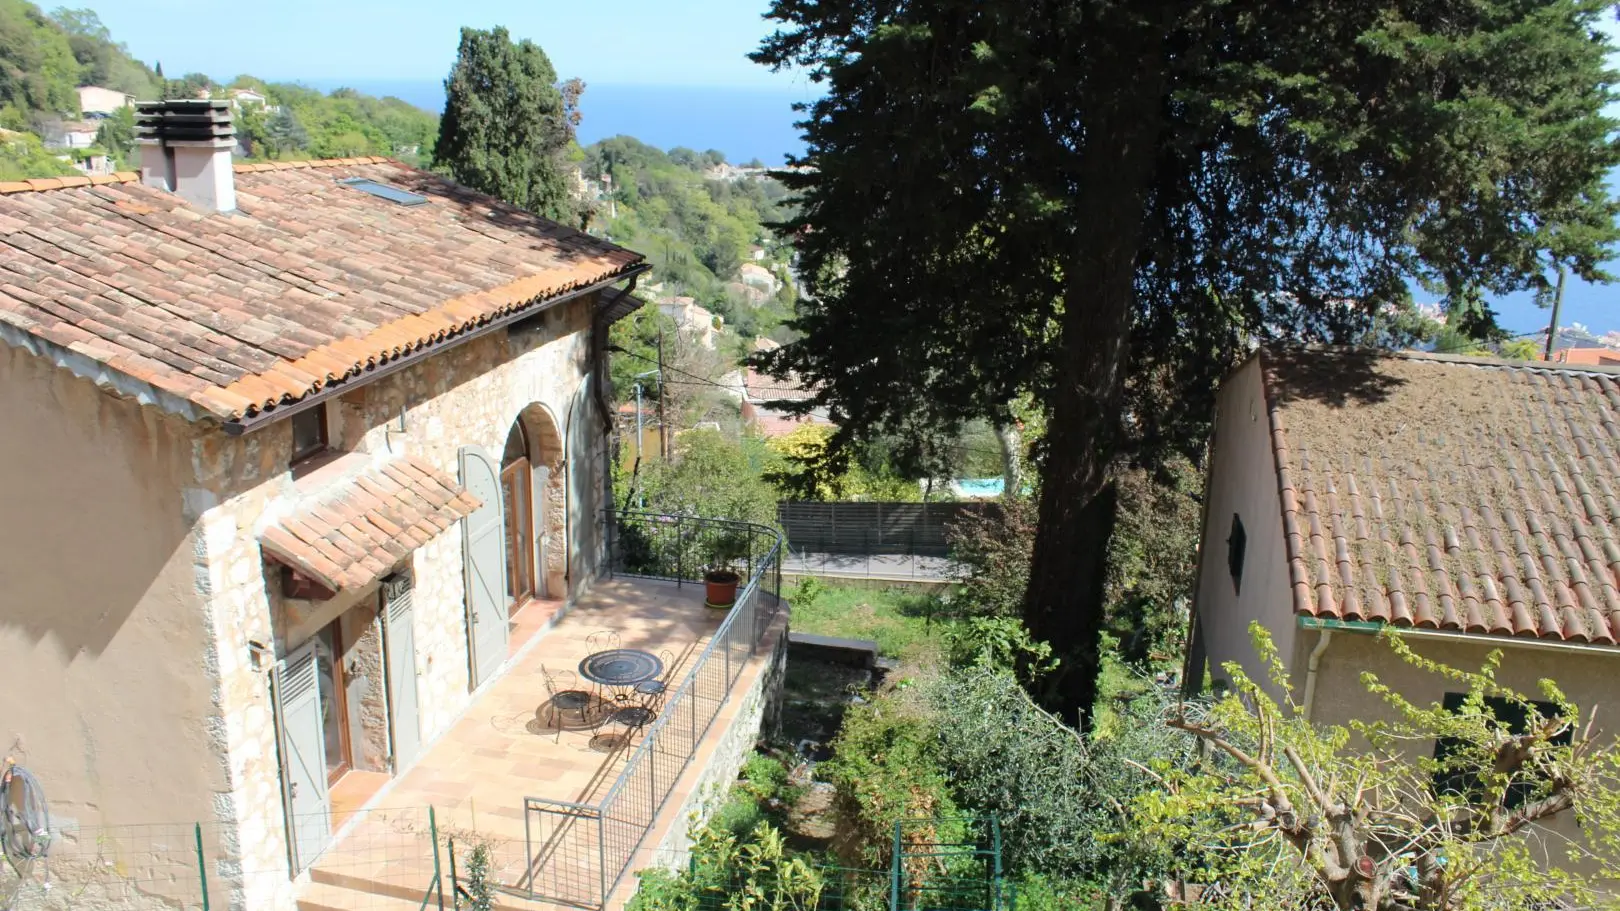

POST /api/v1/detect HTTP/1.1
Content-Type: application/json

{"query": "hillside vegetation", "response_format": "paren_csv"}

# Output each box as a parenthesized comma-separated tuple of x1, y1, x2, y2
(0, 1, 438, 176)
(584, 136, 798, 342)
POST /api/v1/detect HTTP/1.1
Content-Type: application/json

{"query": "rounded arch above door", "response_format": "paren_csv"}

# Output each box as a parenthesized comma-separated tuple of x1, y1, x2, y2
(504, 404, 567, 601)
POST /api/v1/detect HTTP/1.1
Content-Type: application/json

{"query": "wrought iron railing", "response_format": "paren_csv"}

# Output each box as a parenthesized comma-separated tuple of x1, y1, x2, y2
(519, 512, 785, 909)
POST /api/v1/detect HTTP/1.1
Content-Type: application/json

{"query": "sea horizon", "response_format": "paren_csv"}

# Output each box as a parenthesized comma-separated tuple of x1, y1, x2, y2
(303, 79, 812, 166)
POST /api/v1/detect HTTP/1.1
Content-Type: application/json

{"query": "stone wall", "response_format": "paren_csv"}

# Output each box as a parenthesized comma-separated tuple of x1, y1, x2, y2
(342, 605, 390, 774)
(177, 291, 613, 910)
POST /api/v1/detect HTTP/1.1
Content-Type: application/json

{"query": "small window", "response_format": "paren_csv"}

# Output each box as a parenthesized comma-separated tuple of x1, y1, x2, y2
(338, 177, 429, 206)
(290, 406, 328, 463)
(1226, 513, 1246, 594)
(1433, 693, 1572, 807)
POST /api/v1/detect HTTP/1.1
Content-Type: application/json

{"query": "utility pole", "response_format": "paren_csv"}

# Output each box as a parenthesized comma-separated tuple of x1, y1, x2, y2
(656, 328, 669, 460)
(1544, 265, 1568, 362)
(634, 382, 645, 463)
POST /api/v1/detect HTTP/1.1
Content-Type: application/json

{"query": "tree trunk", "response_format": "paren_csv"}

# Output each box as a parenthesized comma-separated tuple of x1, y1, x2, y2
(1021, 23, 1168, 724)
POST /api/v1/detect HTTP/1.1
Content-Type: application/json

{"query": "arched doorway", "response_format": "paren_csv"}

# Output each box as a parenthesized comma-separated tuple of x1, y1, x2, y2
(501, 405, 566, 608)
(499, 422, 535, 608)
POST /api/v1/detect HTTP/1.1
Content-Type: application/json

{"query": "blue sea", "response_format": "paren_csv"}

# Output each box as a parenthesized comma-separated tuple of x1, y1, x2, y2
(315, 78, 1616, 336)
(310, 79, 811, 166)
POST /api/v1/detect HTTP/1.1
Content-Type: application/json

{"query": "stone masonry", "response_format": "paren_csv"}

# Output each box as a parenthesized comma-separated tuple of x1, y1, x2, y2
(178, 291, 612, 910)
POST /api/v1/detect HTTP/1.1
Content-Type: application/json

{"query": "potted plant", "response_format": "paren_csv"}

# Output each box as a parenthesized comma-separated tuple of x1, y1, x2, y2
(702, 531, 751, 609)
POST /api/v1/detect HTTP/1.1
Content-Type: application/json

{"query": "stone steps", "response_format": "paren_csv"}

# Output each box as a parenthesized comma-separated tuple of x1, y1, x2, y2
(299, 868, 559, 911)
(295, 880, 433, 911)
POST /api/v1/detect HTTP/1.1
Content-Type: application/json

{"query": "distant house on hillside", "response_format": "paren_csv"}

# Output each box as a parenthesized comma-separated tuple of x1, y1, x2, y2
(725, 280, 768, 306)
(742, 366, 830, 437)
(1547, 346, 1620, 367)
(658, 297, 722, 350)
(228, 88, 267, 106)
(749, 245, 766, 261)
(76, 85, 133, 118)
(1186, 347, 1620, 861)
(70, 151, 113, 176)
(42, 120, 99, 150)
(738, 262, 780, 294)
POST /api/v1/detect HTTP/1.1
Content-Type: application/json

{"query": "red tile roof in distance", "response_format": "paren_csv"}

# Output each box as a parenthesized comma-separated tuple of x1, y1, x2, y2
(259, 454, 480, 591)
(0, 158, 643, 423)
(1260, 348, 1620, 646)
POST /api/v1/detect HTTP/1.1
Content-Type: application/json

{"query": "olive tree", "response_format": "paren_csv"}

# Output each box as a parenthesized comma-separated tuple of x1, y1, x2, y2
(1135, 624, 1620, 910)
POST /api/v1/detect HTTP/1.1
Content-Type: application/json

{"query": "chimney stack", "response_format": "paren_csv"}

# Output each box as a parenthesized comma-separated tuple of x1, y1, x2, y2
(136, 99, 236, 213)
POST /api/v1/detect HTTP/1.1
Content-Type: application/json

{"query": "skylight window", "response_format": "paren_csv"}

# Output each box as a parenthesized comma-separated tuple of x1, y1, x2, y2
(337, 177, 429, 206)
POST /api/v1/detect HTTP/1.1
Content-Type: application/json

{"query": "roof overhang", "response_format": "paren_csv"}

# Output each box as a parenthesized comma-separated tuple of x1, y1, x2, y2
(259, 455, 480, 593)
(224, 263, 649, 436)
(1298, 615, 1620, 657)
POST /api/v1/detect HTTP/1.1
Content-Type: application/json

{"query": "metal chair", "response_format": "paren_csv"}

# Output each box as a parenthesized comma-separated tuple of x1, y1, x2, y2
(632, 649, 678, 711)
(585, 630, 621, 654)
(605, 702, 658, 748)
(539, 665, 596, 742)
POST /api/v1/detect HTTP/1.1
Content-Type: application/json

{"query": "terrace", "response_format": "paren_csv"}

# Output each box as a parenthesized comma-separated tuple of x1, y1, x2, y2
(294, 513, 786, 911)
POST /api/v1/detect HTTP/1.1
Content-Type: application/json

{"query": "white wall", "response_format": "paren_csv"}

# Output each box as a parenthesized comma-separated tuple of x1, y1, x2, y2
(1190, 356, 1300, 698)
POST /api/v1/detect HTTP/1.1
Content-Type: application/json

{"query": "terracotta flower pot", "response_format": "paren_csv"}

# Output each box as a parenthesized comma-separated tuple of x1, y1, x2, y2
(703, 569, 740, 608)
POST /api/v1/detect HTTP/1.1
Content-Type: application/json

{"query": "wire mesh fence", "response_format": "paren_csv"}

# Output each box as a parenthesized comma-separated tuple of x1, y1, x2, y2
(0, 805, 447, 911)
(0, 821, 206, 911)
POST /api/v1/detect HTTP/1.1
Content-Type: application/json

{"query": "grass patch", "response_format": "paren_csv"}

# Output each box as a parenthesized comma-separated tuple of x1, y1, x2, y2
(786, 578, 950, 662)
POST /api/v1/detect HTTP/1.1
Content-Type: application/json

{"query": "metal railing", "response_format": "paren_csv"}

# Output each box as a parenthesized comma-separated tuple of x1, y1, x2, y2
(521, 512, 785, 909)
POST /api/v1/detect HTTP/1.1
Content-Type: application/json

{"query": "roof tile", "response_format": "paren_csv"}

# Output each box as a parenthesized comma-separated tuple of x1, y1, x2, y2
(259, 455, 479, 592)
(0, 159, 642, 424)
(1262, 349, 1620, 647)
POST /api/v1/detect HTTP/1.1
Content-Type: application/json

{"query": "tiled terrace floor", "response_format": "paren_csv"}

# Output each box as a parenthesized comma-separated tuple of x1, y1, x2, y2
(296, 577, 743, 911)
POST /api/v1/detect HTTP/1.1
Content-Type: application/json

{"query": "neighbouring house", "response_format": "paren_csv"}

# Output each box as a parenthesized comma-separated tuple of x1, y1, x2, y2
(742, 365, 830, 437)
(0, 100, 656, 909)
(1186, 348, 1620, 861)
(1548, 345, 1620, 367)
(76, 84, 134, 117)
(749, 245, 766, 261)
(43, 119, 100, 150)
(658, 296, 722, 349)
(738, 261, 780, 294)
(725, 279, 768, 306)
(228, 88, 268, 107)
(69, 150, 114, 176)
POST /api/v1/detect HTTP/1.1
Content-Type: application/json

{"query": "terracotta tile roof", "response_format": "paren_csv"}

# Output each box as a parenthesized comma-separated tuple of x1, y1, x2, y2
(743, 366, 818, 403)
(1260, 348, 1620, 645)
(259, 455, 480, 592)
(0, 157, 642, 423)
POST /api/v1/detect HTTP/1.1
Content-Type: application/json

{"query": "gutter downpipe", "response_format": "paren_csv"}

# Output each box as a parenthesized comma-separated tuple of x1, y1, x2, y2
(1301, 628, 1333, 722)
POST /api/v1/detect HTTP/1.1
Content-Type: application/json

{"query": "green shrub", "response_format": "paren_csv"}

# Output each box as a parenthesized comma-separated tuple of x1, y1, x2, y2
(709, 753, 801, 839)
(928, 667, 1185, 904)
(786, 576, 826, 610)
(944, 616, 1058, 683)
(628, 822, 824, 911)
(820, 689, 960, 868)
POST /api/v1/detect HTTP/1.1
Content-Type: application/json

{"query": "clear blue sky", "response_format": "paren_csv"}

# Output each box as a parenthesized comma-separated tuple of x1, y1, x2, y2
(80, 0, 810, 90)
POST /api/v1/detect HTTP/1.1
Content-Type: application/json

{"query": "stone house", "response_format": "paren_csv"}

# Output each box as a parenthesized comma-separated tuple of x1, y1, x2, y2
(0, 101, 648, 907)
(1186, 348, 1620, 855)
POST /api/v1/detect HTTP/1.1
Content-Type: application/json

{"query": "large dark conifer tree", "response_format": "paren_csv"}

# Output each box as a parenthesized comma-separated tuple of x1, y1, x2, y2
(754, 1, 1620, 721)
(435, 27, 579, 221)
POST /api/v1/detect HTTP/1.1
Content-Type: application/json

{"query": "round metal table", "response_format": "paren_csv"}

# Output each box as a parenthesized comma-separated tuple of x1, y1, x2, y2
(579, 649, 664, 697)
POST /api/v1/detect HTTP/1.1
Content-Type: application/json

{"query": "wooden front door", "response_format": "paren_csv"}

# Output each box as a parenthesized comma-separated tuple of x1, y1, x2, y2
(501, 457, 534, 611)
(314, 623, 352, 785)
